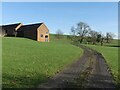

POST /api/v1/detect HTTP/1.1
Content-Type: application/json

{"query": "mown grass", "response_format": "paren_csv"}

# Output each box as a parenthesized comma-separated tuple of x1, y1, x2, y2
(84, 40, 119, 82)
(2, 35, 83, 88)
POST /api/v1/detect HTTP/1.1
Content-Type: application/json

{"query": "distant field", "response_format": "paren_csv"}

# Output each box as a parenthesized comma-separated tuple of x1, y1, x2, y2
(84, 40, 119, 81)
(2, 36, 83, 88)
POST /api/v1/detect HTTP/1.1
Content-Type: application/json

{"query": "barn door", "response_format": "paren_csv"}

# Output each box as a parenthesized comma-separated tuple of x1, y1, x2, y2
(45, 35, 48, 42)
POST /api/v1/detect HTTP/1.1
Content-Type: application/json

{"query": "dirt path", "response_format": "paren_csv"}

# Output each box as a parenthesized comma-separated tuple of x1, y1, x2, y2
(37, 45, 116, 89)
(84, 47, 116, 88)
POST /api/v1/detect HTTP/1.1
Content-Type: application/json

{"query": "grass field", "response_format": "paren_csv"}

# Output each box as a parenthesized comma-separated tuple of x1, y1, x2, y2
(2, 34, 119, 87)
(84, 40, 119, 82)
(2, 35, 83, 88)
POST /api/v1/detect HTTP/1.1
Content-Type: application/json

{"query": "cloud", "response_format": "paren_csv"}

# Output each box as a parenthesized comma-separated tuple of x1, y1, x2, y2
(114, 32, 119, 39)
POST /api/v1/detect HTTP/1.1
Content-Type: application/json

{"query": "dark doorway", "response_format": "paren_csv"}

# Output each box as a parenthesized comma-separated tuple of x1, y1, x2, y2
(45, 35, 48, 42)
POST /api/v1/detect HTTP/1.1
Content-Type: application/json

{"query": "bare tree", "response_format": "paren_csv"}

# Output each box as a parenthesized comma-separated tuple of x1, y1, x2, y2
(76, 22, 91, 43)
(89, 30, 98, 45)
(71, 26, 76, 36)
(70, 26, 78, 42)
(96, 34, 102, 43)
(70, 22, 91, 43)
(14, 31, 17, 37)
(87, 30, 105, 46)
(106, 32, 115, 43)
(55, 29, 63, 39)
(100, 34, 105, 46)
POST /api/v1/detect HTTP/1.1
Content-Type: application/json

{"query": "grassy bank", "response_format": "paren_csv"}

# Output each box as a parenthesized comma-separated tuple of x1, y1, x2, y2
(2, 36, 83, 88)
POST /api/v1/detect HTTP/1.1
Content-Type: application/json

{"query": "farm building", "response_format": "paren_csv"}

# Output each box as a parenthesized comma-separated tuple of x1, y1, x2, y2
(0, 23, 23, 37)
(18, 23, 49, 42)
(0, 23, 49, 42)
(0, 26, 5, 37)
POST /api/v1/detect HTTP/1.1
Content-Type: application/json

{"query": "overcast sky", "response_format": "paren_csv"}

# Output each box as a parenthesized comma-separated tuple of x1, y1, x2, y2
(1, 2, 118, 38)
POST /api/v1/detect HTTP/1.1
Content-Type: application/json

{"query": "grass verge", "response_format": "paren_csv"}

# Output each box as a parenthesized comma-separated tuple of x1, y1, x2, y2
(84, 44, 118, 82)
(2, 37, 83, 88)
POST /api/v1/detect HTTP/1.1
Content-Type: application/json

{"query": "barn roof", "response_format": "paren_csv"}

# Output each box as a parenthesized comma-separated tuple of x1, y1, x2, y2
(18, 23, 43, 31)
(2, 23, 22, 30)
(0, 23, 17, 31)
(2, 23, 21, 27)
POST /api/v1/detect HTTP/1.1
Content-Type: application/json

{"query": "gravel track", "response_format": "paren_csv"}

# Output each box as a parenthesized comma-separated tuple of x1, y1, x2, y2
(36, 45, 116, 89)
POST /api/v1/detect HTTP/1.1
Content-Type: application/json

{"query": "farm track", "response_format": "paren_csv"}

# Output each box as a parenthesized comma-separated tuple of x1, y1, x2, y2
(36, 45, 116, 89)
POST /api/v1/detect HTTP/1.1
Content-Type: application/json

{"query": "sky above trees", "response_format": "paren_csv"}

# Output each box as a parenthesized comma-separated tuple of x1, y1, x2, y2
(2, 2, 118, 38)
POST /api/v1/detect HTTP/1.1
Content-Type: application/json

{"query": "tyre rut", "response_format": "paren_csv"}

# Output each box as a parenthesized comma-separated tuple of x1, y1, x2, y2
(37, 46, 92, 89)
(36, 45, 116, 89)
(84, 48, 116, 88)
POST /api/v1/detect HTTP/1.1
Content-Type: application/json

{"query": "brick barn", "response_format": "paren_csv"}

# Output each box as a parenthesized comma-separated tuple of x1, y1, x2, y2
(0, 23, 49, 42)
(0, 23, 23, 37)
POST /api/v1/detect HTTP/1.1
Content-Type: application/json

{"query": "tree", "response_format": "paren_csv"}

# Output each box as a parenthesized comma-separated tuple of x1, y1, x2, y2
(88, 30, 105, 46)
(55, 29, 63, 39)
(89, 30, 98, 45)
(86, 36, 92, 44)
(100, 34, 105, 46)
(106, 32, 115, 43)
(70, 26, 78, 42)
(100, 37, 104, 46)
(71, 26, 76, 36)
(96, 34, 102, 43)
(76, 22, 91, 43)
(14, 31, 17, 37)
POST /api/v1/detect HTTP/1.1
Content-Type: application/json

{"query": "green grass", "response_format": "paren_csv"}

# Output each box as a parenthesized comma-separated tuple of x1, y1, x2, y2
(104, 39, 119, 47)
(2, 36, 83, 88)
(50, 34, 71, 43)
(84, 41, 118, 81)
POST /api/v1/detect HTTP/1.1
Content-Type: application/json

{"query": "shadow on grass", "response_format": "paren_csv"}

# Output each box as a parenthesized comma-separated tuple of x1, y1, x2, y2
(2, 72, 119, 89)
(2, 73, 49, 89)
(104, 45, 120, 48)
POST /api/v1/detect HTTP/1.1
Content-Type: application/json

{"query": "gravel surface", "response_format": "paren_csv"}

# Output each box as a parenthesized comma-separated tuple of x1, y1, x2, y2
(84, 48, 116, 89)
(36, 45, 116, 89)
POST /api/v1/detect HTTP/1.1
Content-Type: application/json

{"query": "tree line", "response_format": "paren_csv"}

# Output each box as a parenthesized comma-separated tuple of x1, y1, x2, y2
(55, 21, 115, 46)
(68, 22, 115, 46)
